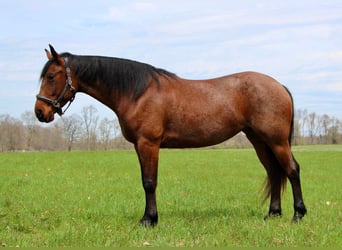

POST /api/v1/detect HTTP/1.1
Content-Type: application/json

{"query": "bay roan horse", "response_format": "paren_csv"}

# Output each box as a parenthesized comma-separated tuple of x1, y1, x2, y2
(35, 45, 307, 226)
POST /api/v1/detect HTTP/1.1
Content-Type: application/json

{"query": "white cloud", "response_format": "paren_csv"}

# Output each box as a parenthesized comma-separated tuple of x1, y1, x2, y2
(325, 82, 342, 91)
(327, 50, 342, 60)
(0, 0, 342, 119)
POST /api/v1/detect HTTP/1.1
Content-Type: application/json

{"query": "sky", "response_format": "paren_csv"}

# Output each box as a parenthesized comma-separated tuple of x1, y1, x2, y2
(0, 0, 341, 122)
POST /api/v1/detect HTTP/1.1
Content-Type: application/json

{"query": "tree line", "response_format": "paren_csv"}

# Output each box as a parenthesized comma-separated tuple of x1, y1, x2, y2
(0, 105, 341, 152)
(0, 105, 131, 152)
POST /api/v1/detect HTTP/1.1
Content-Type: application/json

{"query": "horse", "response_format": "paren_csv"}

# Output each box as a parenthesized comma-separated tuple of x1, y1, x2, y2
(35, 45, 307, 226)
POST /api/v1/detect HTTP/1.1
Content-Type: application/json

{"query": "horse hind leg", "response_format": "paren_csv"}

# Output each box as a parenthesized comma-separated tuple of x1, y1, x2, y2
(245, 130, 286, 219)
(263, 149, 287, 219)
(270, 143, 307, 222)
(289, 153, 307, 221)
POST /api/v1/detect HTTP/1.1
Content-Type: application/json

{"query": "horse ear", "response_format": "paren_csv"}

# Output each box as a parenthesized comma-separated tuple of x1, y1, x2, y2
(45, 48, 53, 60)
(49, 44, 58, 58)
(48, 44, 64, 65)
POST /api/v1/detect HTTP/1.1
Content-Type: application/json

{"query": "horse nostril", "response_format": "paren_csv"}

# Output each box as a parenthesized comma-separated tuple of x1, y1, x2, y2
(35, 109, 43, 120)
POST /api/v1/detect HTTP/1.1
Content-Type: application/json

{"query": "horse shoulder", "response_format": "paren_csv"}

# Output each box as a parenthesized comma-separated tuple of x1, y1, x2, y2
(117, 82, 167, 144)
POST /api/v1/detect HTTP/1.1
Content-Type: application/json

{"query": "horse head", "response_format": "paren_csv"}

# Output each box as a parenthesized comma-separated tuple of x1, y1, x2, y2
(34, 45, 76, 122)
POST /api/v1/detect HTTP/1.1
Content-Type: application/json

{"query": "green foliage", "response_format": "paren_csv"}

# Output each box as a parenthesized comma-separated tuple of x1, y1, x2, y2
(0, 146, 341, 247)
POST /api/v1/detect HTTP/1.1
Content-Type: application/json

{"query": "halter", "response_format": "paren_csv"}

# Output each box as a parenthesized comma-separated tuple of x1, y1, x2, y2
(36, 57, 75, 116)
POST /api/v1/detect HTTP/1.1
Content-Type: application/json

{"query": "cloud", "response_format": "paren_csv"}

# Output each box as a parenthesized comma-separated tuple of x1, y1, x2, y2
(325, 82, 342, 91)
(0, 0, 342, 119)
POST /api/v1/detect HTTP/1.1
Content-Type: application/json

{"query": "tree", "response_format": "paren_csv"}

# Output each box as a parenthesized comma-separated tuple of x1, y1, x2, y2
(59, 114, 83, 151)
(21, 111, 38, 150)
(319, 114, 331, 144)
(98, 118, 114, 150)
(81, 105, 99, 150)
(307, 112, 319, 144)
(294, 109, 309, 145)
(294, 109, 342, 145)
(0, 114, 24, 151)
(328, 117, 341, 144)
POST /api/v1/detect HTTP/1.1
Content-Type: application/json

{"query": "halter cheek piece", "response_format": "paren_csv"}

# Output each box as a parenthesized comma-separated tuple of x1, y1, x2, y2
(36, 57, 75, 116)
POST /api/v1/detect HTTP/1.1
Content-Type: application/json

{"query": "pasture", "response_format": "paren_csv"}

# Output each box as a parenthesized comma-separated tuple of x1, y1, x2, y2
(0, 145, 341, 247)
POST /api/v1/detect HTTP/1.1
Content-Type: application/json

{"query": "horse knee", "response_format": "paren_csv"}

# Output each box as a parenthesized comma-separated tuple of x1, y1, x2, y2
(143, 179, 156, 193)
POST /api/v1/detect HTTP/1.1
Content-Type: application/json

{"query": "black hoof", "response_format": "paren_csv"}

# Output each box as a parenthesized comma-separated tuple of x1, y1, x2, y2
(264, 213, 282, 221)
(293, 204, 307, 223)
(139, 214, 158, 227)
(292, 210, 306, 223)
(264, 209, 282, 221)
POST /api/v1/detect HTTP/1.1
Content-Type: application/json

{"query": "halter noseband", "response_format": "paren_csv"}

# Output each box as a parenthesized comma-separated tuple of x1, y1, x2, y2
(36, 57, 75, 116)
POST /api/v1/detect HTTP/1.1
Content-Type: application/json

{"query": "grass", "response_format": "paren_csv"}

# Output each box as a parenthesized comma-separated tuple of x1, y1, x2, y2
(0, 145, 341, 247)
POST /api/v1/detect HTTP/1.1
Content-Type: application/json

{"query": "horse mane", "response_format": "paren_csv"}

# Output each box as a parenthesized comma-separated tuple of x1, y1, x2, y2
(40, 52, 176, 100)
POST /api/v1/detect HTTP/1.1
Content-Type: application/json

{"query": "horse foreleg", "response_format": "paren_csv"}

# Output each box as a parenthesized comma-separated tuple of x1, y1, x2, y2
(134, 140, 160, 226)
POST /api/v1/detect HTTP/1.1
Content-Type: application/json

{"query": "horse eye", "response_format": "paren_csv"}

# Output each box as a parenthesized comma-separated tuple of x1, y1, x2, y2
(47, 74, 54, 81)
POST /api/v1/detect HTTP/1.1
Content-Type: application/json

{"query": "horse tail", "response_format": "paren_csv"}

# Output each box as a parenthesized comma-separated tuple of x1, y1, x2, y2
(263, 148, 288, 202)
(264, 85, 294, 202)
(282, 85, 294, 146)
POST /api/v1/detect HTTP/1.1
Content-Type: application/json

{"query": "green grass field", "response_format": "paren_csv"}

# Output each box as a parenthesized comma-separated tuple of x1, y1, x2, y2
(0, 145, 341, 247)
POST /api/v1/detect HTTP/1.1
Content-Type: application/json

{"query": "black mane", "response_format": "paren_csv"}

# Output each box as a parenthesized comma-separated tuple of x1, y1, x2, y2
(40, 53, 176, 99)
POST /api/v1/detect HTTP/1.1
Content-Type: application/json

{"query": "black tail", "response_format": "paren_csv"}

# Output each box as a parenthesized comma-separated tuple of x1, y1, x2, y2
(282, 85, 295, 146)
(263, 146, 287, 202)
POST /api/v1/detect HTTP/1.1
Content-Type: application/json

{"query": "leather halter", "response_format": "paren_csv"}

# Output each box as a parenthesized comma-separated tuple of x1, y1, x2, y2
(36, 57, 75, 116)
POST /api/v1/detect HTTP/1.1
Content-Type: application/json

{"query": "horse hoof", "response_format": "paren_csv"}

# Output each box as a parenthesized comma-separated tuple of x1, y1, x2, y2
(140, 219, 156, 227)
(139, 214, 158, 227)
(293, 204, 307, 223)
(264, 212, 282, 221)
(292, 212, 305, 223)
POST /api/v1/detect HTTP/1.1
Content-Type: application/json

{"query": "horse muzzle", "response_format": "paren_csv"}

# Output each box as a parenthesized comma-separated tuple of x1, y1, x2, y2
(34, 101, 55, 123)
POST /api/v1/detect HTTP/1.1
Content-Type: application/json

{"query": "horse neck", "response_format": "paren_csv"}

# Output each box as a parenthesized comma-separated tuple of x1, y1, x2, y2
(71, 55, 124, 114)
(70, 54, 174, 116)
(77, 79, 123, 114)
